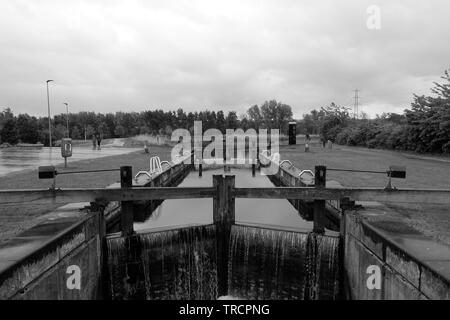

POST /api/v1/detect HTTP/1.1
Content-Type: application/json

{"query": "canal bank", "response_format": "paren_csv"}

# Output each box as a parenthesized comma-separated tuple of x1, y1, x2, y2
(0, 145, 172, 242)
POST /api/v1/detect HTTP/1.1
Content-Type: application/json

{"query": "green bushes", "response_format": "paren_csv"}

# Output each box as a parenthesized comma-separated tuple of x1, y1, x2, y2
(322, 69, 450, 155)
(331, 120, 450, 154)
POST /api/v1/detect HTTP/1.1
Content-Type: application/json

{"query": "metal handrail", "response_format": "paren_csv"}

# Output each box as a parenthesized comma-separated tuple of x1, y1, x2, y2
(280, 160, 293, 168)
(135, 156, 166, 179)
(160, 161, 171, 168)
(135, 171, 153, 179)
(299, 170, 314, 178)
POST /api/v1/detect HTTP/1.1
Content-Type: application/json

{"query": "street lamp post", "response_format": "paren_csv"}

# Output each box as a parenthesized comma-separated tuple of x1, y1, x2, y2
(64, 103, 69, 138)
(46, 80, 54, 147)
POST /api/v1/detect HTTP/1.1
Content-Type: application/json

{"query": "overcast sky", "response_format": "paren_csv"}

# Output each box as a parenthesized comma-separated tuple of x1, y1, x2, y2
(0, 0, 449, 118)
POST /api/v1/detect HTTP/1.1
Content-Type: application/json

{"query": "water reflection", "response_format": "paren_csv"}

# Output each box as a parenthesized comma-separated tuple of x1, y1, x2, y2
(134, 168, 313, 232)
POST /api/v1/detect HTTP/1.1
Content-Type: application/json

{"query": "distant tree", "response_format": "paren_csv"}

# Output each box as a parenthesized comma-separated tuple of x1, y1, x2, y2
(405, 69, 450, 153)
(0, 108, 14, 131)
(16, 114, 39, 143)
(114, 125, 126, 137)
(0, 118, 18, 144)
(139, 125, 151, 135)
(247, 105, 263, 128)
(85, 125, 95, 139)
(260, 100, 293, 133)
(225, 111, 239, 129)
(237, 113, 247, 129)
(70, 126, 82, 139)
(53, 124, 67, 141)
(164, 125, 173, 136)
(216, 111, 226, 132)
(176, 108, 188, 129)
(320, 103, 351, 142)
(277, 103, 293, 133)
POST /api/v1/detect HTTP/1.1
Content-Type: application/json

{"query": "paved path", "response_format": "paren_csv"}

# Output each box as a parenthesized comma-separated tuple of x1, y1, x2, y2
(0, 146, 140, 177)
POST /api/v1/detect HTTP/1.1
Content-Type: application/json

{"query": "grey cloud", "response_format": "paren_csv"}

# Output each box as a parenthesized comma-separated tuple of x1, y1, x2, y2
(0, 0, 449, 118)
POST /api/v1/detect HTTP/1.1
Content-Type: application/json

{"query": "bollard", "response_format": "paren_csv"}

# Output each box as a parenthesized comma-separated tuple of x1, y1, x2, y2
(199, 163, 203, 177)
(313, 166, 326, 234)
(120, 166, 134, 236)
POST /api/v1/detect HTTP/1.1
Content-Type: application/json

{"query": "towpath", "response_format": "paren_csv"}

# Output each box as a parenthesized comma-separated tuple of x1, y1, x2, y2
(280, 144, 450, 246)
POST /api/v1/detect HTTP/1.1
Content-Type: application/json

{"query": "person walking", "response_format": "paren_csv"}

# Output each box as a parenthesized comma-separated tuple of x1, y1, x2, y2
(305, 133, 311, 152)
(320, 134, 326, 148)
(96, 133, 102, 150)
(92, 134, 97, 150)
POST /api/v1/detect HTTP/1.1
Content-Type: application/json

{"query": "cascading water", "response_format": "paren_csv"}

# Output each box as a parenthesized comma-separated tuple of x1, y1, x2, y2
(305, 232, 340, 300)
(106, 225, 217, 300)
(107, 224, 340, 300)
(227, 225, 340, 300)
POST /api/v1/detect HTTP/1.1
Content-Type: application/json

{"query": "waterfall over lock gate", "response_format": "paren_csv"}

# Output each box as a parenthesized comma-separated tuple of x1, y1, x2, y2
(106, 224, 340, 300)
(107, 225, 218, 300)
(228, 225, 340, 300)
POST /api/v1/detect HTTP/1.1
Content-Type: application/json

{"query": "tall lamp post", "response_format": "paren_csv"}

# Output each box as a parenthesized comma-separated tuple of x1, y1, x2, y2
(63, 102, 69, 138)
(46, 80, 54, 147)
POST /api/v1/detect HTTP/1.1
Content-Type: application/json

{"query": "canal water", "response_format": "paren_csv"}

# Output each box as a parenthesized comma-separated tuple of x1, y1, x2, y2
(134, 168, 314, 232)
(0, 147, 140, 177)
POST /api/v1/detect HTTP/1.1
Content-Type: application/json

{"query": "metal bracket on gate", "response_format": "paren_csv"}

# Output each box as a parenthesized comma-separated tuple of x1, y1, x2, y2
(340, 197, 363, 211)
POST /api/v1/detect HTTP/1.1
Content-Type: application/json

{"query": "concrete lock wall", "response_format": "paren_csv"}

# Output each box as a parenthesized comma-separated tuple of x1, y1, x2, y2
(0, 211, 104, 300)
(344, 212, 450, 300)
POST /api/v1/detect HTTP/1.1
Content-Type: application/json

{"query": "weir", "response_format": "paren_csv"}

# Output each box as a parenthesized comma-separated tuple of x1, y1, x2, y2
(228, 225, 340, 300)
(107, 225, 217, 300)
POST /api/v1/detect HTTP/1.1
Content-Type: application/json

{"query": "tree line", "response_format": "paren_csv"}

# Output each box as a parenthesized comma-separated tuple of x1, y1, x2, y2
(0, 100, 293, 146)
(2, 69, 449, 154)
(296, 69, 450, 154)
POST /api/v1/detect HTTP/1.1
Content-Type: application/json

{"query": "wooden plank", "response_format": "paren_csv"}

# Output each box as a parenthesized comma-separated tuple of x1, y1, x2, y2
(120, 166, 134, 236)
(2, 187, 450, 206)
(225, 176, 236, 225)
(212, 175, 223, 224)
(233, 187, 450, 204)
(313, 166, 326, 234)
(0, 187, 217, 206)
